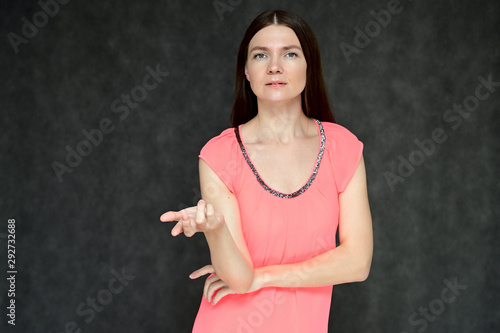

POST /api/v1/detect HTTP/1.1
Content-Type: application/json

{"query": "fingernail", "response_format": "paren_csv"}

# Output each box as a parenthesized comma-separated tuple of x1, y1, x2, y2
(199, 199, 204, 204)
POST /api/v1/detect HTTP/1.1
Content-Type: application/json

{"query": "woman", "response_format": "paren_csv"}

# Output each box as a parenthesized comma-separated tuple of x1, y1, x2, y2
(161, 9, 373, 332)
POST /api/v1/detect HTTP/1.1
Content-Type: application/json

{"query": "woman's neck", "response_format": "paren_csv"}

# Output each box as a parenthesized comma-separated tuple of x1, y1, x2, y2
(245, 98, 314, 144)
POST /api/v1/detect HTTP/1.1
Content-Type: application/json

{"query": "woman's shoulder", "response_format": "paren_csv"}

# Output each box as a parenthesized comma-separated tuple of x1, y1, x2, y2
(202, 127, 235, 146)
(319, 121, 361, 143)
(200, 126, 237, 156)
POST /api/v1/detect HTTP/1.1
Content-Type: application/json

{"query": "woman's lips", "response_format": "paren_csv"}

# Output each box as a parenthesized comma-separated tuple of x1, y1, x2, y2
(265, 82, 287, 87)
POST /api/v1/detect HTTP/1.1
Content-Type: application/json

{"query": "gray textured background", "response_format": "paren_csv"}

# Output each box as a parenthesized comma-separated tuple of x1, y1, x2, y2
(1, 0, 499, 332)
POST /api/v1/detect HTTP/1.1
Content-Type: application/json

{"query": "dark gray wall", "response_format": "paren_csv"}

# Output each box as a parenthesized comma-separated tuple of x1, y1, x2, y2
(1, 0, 499, 332)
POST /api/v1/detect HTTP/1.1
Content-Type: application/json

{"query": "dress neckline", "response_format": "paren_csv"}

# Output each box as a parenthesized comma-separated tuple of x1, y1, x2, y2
(234, 118, 326, 199)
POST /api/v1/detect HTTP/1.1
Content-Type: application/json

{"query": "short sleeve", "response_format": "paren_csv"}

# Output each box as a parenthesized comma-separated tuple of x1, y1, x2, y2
(325, 123, 364, 193)
(198, 128, 238, 194)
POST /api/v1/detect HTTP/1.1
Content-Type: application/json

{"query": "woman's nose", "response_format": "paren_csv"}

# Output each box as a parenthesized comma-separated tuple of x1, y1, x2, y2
(267, 57, 283, 74)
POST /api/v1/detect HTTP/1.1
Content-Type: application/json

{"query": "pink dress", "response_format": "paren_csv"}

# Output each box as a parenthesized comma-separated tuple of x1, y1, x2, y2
(194, 119, 363, 333)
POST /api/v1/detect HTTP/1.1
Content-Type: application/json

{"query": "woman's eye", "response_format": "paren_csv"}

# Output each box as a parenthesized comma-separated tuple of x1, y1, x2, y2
(254, 53, 266, 59)
(285, 52, 298, 58)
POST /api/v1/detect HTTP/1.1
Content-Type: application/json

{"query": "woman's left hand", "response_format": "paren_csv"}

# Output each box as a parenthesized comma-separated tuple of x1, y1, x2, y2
(190, 265, 263, 305)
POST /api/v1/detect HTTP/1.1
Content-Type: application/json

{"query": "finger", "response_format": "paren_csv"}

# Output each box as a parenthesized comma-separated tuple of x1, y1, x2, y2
(171, 221, 183, 236)
(206, 280, 227, 303)
(189, 265, 214, 279)
(160, 206, 197, 222)
(204, 274, 222, 300)
(206, 203, 223, 228)
(182, 214, 195, 237)
(208, 203, 224, 227)
(206, 203, 215, 222)
(189, 212, 198, 234)
(160, 211, 184, 222)
(212, 287, 233, 305)
(195, 200, 207, 226)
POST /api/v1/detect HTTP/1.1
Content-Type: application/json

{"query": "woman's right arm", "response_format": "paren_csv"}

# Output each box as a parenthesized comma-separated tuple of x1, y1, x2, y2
(160, 158, 254, 293)
(197, 158, 254, 293)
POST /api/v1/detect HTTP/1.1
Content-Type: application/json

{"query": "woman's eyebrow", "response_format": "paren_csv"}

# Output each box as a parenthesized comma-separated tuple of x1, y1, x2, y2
(249, 45, 302, 53)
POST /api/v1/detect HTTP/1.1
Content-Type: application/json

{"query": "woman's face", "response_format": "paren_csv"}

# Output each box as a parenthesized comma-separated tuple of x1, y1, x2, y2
(245, 25, 307, 105)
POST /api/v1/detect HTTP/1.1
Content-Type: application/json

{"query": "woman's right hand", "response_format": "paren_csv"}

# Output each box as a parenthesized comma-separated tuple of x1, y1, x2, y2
(160, 199, 225, 237)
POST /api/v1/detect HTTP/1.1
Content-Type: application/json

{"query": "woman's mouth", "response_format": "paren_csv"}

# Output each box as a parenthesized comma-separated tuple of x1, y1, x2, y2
(266, 82, 287, 87)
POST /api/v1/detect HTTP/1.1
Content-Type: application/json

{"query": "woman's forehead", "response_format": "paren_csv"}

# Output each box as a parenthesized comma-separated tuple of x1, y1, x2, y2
(248, 25, 301, 50)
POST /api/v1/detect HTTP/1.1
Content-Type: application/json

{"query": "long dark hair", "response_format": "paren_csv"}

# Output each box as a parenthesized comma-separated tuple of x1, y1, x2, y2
(230, 10, 335, 127)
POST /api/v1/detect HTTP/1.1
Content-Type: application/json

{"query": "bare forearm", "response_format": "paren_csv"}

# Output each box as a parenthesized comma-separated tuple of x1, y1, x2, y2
(257, 244, 372, 289)
(198, 159, 254, 293)
(254, 156, 373, 289)
(204, 222, 254, 293)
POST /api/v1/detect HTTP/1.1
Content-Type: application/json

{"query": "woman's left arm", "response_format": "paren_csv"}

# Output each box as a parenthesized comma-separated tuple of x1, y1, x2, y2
(192, 156, 373, 304)
(256, 156, 373, 288)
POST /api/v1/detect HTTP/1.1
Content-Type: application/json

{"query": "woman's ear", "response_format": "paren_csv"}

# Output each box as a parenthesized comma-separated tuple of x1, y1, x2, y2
(244, 66, 249, 81)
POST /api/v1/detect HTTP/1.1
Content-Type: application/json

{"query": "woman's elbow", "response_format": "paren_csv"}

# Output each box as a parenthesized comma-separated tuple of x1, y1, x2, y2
(227, 277, 253, 294)
(356, 265, 371, 282)
(355, 257, 372, 282)
(224, 270, 254, 294)
(229, 281, 252, 294)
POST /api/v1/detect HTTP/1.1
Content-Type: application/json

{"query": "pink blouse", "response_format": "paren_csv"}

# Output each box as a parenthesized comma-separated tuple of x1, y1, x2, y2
(193, 119, 363, 333)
